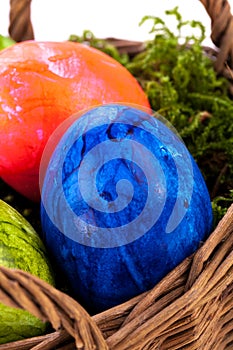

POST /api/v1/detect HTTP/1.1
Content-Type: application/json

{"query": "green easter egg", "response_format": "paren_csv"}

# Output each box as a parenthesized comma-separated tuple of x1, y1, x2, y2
(0, 199, 54, 344)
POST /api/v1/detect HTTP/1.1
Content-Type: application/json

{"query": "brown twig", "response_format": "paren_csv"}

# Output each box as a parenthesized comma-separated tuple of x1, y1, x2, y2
(8, 0, 34, 42)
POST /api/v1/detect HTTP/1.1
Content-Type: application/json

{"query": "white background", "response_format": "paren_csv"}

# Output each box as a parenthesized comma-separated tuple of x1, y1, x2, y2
(1, 0, 233, 47)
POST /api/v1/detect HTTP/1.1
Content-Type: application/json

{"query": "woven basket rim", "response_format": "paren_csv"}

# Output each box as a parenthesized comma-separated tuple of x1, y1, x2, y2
(1, 1, 233, 349)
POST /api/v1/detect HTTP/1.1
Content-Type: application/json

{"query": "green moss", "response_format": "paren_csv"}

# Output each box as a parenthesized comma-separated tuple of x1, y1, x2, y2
(127, 9, 233, 207)
(0, 200, 55, 344)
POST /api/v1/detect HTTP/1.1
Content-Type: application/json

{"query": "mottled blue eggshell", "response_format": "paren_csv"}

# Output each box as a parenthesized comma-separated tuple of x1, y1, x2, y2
(40, 104, 213, 314)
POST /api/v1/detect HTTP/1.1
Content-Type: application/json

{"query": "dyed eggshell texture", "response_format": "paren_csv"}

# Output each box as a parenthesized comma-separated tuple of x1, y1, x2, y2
(41, 104, 213, 314)
(0, 41, 150, 201)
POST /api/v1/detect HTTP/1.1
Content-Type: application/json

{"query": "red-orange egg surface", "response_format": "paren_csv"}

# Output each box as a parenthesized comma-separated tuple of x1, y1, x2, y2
(0, 41, 150, 201)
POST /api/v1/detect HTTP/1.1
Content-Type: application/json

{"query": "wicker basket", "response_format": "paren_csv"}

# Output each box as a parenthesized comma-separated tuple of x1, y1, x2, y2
(1, 0, 233, 349)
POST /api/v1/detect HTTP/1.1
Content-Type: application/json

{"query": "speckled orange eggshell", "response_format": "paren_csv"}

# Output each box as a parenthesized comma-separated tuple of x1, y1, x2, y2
(0, 41, 150, 201)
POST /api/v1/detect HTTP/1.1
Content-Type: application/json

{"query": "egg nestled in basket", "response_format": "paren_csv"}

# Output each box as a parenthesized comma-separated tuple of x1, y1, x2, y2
(0, 200, 55, 344)
(40, 104, 213, 314)
(0, 40, 150, 202)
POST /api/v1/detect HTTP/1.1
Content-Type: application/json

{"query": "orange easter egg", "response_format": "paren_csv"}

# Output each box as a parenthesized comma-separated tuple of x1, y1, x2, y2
(0, 41, 150, 201)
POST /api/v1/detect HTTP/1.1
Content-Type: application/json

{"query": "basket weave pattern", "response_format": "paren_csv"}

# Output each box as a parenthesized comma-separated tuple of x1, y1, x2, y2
(1, 0, 233, 349)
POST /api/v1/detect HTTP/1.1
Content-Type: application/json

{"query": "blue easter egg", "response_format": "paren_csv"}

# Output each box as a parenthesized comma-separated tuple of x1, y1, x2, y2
(40, 104, 213, 314)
